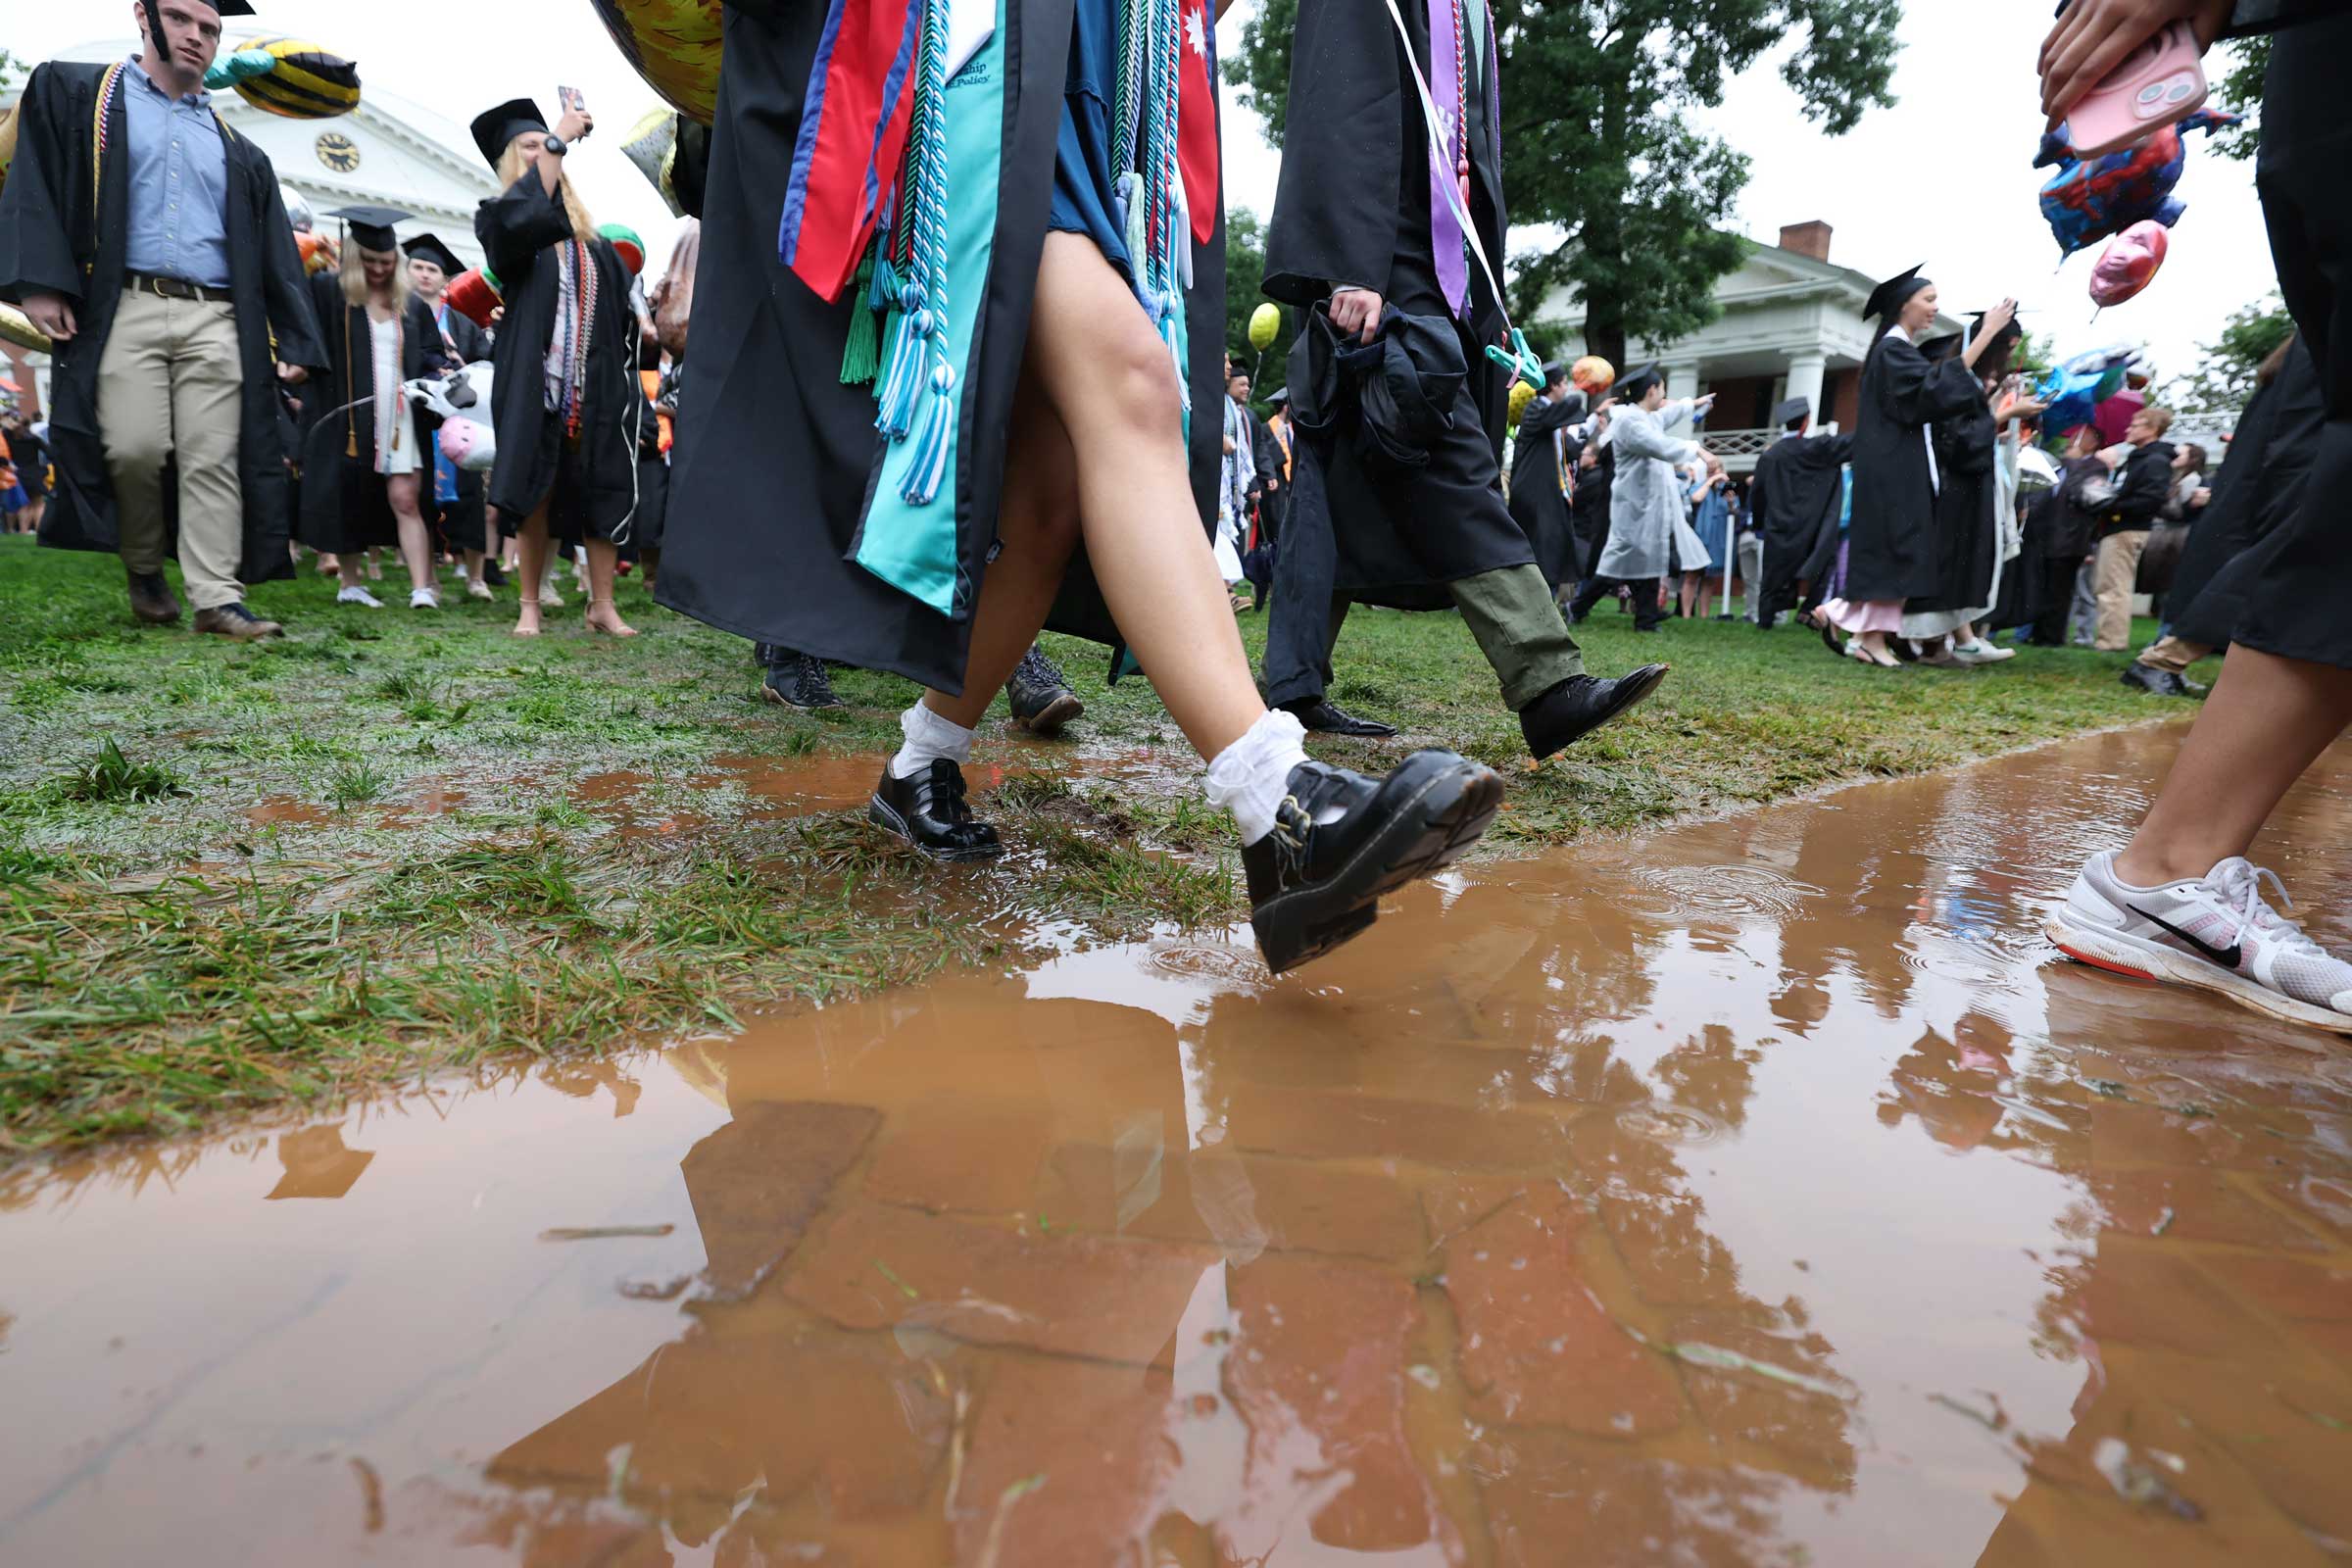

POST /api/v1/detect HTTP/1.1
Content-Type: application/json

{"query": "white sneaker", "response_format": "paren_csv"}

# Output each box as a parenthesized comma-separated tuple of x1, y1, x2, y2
(410, 587, 440, 611)
(335, 585, 382, 609)
(539, 573, 565, 609)
(1952, 639, 2017, 664)
(466, 575, 496, 602)
(2048, 852, 2352, 1036)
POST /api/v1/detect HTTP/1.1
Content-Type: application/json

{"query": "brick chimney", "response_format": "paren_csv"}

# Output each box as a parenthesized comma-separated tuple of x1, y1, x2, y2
(1778, 220, 1833, 263)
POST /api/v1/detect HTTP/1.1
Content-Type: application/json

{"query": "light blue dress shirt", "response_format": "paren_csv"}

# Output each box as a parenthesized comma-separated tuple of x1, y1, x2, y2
(122, 58, 233, 289)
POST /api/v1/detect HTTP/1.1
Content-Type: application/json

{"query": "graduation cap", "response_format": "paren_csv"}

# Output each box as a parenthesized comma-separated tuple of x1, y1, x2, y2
(1774, 396, 1811, 429)
(1615, 361, 1664, 400)
(1267, 386, 1291, 407)
(327, 204, 409, 253)
(1542, 360, 1569, 382)
(402, 232, 464, 277)
(471, 96, 549, 170)
(1918, 330, 1966, 362)
(1969, 309, 2025, 351)
(1864, 265, 1930, 321)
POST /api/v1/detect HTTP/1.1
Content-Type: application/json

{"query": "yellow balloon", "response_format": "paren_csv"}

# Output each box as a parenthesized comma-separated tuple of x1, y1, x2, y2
(1248, 303, 1281, 353)
(1507, 379, 1537, 428)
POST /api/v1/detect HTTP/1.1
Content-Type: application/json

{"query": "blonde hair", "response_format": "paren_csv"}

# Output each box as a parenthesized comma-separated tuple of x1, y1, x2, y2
(341, 239, 413, 312)
(497, 141, 597, 243)
(2140, 405, 2175, 436)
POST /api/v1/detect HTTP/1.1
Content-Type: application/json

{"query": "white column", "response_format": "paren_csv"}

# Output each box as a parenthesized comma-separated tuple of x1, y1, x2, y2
(1664, 359, 1703, 403)
(1784, 351, 1828, 425)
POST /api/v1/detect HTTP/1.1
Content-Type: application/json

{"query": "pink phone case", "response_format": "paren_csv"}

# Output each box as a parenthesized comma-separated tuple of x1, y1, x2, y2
(2066, 20, 2208, 159)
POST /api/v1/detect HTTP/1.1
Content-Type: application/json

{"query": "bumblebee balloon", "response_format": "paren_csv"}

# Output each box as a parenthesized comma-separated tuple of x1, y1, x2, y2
(588, 0, 725, 125)
(205, 37, 363, 120)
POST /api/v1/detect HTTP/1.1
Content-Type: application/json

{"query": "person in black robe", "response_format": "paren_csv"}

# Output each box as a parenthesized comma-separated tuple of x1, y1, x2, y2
(1569, 440, 1612, 593)
(2042, 4, 2352, 1037)
(404, 231, 500, 595)
(1508, 361, 1585, 598)
(649, 0, 1507, 977)
(298, 206, 455, 611)
(1823, 269, 2008, 666)
(468, 97, 648, 638)
(1749, 396, 1853, 630)
(1899, 321, 2009, 661)
(0, 1, 323, 636)
(2017, 427, 2109, 647)
(1258, 0, 1666, 753)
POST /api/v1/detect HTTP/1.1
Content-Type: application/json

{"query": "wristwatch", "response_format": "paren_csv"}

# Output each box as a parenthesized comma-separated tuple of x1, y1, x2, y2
(541, 134, 568, 158)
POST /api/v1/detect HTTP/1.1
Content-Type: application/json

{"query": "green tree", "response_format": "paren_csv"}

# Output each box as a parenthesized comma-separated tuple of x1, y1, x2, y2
(1227, 0, 1903, 368)
(2165, 294, 2292, 416)
(2209, 33, 2268, 162)
(0, 48, 27, 95)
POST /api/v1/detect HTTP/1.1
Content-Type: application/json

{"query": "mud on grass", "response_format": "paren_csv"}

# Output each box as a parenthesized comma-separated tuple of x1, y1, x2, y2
(0, 537, 2195, 1151)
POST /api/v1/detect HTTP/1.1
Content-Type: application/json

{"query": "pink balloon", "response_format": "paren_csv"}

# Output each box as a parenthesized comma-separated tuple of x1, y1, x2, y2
(2088, 220, 2170, 309)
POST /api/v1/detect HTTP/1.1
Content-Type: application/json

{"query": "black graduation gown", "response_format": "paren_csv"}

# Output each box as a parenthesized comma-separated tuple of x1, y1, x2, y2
(1509, 395, 1581, 590)
(473, 175, 644, 544)
(2172, 339, 2328, 651)
(0, 61, 323, 581)
(1261, 0, 1529, 609)
(1906, 398, 1998, 616)
(654, 0, 1227, 693)
(298, 281, 453, 553)
(1570, 455, 1613, 580)
(1750, 429, 1853, 623)
(1844, 332, 1984, 603)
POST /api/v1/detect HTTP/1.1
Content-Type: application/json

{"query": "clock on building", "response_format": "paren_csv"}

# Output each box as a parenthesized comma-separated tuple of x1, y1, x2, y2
(315, 131, 362, 173)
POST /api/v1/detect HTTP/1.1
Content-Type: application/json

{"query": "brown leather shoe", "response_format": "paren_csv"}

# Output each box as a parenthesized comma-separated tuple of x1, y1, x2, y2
(192, 603, 284, 640)
(124, 567, 182, 625)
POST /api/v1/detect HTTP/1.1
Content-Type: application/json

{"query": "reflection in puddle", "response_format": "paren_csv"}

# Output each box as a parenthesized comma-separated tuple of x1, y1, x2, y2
(4, 727, 2350, 1565)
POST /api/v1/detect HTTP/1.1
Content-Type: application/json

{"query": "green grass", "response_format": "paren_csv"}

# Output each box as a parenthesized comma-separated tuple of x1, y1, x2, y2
(0, 534, 2205, 1153)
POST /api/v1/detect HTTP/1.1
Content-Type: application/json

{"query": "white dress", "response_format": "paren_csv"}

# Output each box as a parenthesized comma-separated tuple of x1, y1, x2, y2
(369, 314, 419, 477)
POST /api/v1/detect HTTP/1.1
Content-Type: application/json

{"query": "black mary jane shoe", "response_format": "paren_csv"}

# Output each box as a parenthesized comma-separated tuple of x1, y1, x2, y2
(869, 760, 1004, 861)
(1004, 645, 1085, 736)
(2120, 662, 2192, 699)
(1280, 696, 1400, 739)
(1243, 752, 1503, 975)
(1518, 664, 1670, 761)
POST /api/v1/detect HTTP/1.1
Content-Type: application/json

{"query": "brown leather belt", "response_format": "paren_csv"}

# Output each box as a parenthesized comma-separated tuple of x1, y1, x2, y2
(126, 272, 233, 304)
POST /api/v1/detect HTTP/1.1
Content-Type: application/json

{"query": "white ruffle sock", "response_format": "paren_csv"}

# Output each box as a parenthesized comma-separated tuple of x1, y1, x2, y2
(890, 702, 977, 781)
(1202, 710, 1312, 847)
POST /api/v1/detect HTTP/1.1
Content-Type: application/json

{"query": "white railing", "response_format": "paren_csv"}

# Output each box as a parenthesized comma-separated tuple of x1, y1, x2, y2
(1698, 428, 1775, 459)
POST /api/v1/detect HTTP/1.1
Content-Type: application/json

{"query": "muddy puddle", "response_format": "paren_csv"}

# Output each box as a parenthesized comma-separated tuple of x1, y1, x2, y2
(5, 725, 2351, 1565)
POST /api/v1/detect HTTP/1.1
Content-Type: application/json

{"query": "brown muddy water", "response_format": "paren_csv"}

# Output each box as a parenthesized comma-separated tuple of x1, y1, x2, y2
(5, 725, 2351, 1566)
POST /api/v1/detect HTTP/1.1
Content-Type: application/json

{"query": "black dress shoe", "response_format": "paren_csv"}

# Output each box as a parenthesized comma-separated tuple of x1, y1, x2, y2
(754, 642, 774, 666)
(2120, 662, 2191, 698)
(125, 567, 181, 625)
(1280, 696, 1398, 738)
(1519, 664, 1670, 761)
(763, 652, 846, 710)
(868, 760, 1004, 861)
(1243, 751, 1503, 974)
(1004, 645, 1084, 736)
(482, 560, 508, 588)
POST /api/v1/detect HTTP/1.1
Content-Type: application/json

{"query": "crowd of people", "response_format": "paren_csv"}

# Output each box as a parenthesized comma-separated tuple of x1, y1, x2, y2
(0, 0, 2344, 1024)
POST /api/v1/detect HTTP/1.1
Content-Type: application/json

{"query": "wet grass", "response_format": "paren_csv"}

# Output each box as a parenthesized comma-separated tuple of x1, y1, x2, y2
(0, 536, 2200, 1152)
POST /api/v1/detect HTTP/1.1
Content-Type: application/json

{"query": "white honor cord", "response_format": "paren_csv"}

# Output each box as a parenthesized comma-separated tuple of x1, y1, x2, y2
(1377, 0, 1517, 334)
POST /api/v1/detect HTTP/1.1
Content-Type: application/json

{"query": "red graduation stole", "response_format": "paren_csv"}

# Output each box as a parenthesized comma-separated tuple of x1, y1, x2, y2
(778, 0, 925, 305)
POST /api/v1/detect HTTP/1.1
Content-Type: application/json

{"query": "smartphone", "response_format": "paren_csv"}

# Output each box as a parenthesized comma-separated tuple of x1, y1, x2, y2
(2064, 19, 2207, 159)
(558, 84, 590, 135)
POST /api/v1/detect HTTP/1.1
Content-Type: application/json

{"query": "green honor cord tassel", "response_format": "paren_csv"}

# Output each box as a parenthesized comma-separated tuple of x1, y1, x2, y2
(840, 251, 880, 385)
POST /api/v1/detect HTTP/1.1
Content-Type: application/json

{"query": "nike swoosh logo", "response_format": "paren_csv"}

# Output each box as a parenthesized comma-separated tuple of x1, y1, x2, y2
(2129, 904, 2243, 969)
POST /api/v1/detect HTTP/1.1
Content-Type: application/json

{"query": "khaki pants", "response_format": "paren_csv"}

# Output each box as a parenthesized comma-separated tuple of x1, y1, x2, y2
(2138, 633, 2213, 673)
(99, 289, 245, 611)
(2092, 530, 2149, 652)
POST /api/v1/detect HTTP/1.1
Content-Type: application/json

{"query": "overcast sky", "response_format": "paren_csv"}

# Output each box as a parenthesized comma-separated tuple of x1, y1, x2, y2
(20, 0, 2275, 381)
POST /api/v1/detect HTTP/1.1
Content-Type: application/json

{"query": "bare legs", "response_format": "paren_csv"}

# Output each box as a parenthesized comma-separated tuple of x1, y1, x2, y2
(2113, 644, 2352, 886)
(582, 540, 635, 636)
(514, 505, 550, 637)
(1006, 234, 1264, 760)
(385, 474, 437, 596)
(919, 375, 1082, 729)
